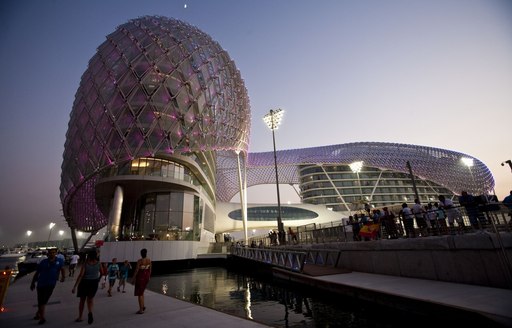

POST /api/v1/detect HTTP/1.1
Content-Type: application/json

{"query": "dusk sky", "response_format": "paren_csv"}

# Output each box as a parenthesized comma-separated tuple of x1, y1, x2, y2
(1, 0, 511, 247)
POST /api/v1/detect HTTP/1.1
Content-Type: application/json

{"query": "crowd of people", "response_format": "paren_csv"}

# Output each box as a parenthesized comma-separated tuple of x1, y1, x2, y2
(347, 191, 512, 241)
(29, 247, 151, 325)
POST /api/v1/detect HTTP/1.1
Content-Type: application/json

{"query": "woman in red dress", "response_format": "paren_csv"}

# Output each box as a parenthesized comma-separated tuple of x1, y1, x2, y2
(132, 248, 151, 314)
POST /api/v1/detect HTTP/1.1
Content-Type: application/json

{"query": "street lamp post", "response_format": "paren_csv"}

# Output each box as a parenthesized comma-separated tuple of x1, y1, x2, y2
(47, 222, 56, 247)
(263, 108, 285, 244)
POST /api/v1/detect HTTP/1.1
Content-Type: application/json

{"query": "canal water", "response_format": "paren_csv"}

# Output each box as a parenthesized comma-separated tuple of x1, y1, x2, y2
(146, 266, 476, 328)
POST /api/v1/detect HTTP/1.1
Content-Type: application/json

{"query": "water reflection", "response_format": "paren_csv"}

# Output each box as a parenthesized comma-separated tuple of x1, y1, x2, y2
(161, 280, 168, 295)
(148, 267, 318, 327)
(148, 267, 368, 327)
(245, 281, 252, 320)
(148, 267, 391, 327)
(147, 267, 495, 328)
(0, 255, 24, 282)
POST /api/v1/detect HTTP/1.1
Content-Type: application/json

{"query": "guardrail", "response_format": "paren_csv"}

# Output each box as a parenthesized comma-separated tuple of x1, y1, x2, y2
(231, 246, 343, 273)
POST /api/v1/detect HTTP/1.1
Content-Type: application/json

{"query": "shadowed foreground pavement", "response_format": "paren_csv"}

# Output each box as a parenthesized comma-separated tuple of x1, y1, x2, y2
(0, 270, 270, 327)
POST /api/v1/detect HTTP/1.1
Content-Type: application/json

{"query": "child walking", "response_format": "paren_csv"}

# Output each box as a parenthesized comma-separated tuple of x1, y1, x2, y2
(106, 258, 119, 297)
(118, 260, 131, 293)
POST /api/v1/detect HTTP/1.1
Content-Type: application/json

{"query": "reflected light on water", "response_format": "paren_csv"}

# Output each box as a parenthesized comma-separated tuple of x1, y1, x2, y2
(161, 280, 168, 294)
(244, 280, 252, 319)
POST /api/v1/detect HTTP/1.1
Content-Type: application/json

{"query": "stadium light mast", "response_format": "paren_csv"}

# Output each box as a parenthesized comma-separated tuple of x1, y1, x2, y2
(263, 109, 285, 244)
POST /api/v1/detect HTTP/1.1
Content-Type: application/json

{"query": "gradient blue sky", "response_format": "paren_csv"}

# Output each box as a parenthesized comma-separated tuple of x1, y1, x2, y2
(1, 0, 511, 247)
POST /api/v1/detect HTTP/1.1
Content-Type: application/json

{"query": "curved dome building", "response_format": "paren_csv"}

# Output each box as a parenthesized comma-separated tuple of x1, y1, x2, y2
(61, 16, 495, 260)
(61, 16, 250, 246)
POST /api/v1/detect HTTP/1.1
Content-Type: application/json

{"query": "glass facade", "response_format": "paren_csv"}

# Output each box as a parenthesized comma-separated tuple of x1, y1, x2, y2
(128, 192, 202, 241)
(299, 164, 454, 212)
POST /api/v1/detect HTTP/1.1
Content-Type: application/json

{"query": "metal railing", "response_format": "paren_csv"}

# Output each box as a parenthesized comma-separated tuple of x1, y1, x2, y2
(231, 246, 306, 272)
(231, 246, 344, 274)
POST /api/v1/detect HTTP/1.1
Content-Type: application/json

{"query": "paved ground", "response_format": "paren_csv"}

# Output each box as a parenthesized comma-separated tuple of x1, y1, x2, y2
(0, 271, 271, 327)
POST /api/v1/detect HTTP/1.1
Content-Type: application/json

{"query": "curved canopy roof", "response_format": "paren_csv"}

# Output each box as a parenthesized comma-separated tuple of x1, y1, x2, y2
(215, 142, 494, 202)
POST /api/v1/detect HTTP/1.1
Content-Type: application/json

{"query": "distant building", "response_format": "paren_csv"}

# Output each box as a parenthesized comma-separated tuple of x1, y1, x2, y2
(60, 16, 494, 261)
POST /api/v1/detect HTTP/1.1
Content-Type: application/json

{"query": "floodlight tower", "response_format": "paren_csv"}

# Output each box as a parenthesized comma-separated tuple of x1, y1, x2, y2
(263, 109, 285, 244)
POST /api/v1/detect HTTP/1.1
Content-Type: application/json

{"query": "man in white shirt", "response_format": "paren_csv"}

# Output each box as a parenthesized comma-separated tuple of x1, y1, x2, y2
(69, 252, 80, 277)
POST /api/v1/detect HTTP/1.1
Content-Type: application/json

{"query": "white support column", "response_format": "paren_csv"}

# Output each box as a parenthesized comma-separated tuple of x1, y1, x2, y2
(108, 185, 124, 241)
(236, 151, 248, 245)
(243, 155, 248, 243)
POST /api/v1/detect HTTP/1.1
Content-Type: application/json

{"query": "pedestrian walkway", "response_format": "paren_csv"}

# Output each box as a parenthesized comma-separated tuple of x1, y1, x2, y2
(0, 270, 270, 327)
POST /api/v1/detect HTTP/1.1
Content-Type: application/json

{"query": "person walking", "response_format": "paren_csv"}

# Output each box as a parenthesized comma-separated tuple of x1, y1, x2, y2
(288, 227, 298, 244)
(434, 202, 448, 235)
(349, 215, 361, 241)
(118, 260, 131, 293)
(412, 199, 428, 237)
(30, 247, 66, 325)
(72, 251, 103, 324)
(438, 195, 464, 234)
(381, 207, 398, 239)
(425, 203, 438, 235)
(400, 203, 416, 238)
(69, 252, 80, 277)
(132, 248, 151, 314)
(106, 258, 119, 297)
(459, 191, 482, 230)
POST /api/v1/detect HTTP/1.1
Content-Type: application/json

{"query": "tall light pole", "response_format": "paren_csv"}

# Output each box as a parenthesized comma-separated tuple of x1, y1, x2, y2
(47, 222, 55, 247)
(263, 108, 285, 244)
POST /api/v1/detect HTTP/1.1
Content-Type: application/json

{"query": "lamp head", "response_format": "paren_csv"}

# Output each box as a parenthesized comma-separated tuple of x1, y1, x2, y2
(263, 109, 285, 130)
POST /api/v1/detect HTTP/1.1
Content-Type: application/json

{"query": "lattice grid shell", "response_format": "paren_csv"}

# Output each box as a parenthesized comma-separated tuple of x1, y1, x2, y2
(61, 16, 250, 231)
(215, 142, 494, 202)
